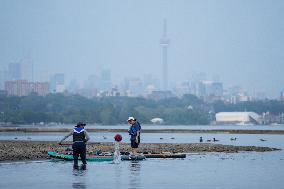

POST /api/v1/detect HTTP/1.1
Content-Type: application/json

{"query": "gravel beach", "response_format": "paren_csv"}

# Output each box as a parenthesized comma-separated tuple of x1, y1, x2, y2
(0, 140, 280, 161)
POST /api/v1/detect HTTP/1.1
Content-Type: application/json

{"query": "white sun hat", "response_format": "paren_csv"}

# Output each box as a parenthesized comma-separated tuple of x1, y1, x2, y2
(127, 116, 136, 121)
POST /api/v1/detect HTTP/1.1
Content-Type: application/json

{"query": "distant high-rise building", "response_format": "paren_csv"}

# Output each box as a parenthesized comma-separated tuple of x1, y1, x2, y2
(174, 80, 192, 96)
(21, 58, 34, 81)
(50, 73, 65, 93)
(280, 91, 284, 101)
(100, 69, 112, 91)
(197, 80, 223, 98)
(143, 74, 160, 90)
(8, 62, 22, 80)
(5, 80, 49, 96)
(123, 77, 144, 97)
(160, 19, 170, 91)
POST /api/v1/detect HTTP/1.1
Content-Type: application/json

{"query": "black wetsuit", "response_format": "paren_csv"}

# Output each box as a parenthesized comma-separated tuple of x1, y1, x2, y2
(72, 128, 87, 165)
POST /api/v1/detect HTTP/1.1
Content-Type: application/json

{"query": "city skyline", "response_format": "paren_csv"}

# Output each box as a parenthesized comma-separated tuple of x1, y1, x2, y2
(1, 0, 284, 98)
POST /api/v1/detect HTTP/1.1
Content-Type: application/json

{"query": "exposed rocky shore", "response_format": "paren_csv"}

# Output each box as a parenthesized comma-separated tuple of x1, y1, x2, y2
(0, 140, 280, 161)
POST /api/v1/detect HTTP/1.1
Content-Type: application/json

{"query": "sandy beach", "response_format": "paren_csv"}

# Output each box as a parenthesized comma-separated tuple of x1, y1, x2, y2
(0, 140, 280, 161)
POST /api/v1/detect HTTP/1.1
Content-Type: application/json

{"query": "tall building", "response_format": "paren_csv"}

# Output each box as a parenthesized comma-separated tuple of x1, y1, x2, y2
(123, 77, 143, 97)
(197, 81, 223, 97)
(100, 69, 112, 91)
(8, 62, 22, 80)
(50, 73, 65, 93)
(280, 91, 284, 101)
(143, 74, 160, 90)
(4, 80, 49, 96)
(160, 19, 170, 90)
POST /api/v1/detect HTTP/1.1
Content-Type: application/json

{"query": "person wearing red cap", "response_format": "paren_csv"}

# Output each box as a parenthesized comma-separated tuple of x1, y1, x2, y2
(59, 122, 90, 170)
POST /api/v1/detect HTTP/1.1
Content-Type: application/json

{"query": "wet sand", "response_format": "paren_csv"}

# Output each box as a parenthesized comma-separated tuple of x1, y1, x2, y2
(0, 140, 280, 161)
(1, 127, 284, 134)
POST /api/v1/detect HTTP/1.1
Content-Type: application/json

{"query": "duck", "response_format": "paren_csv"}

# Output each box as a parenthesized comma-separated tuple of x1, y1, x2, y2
(170, 137, 175, 140)
(213, 138, 219, 142)
(260, 139, 267, 142)
(160, 137, 163, 140)
(207, 139, 212, 142)
(230, 137, 237, 141)
(103, 136, 107, 140)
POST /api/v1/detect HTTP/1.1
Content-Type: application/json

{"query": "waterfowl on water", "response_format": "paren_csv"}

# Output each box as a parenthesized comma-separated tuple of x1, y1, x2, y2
(213, 138, 219, 142)
(230, 137, 237, 141)
(260, 139, 267, 142)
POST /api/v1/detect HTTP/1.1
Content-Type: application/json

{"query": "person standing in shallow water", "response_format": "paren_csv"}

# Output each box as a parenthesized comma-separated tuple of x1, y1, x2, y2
(59, 122, 90, 170)
(127, 117, 141, 155)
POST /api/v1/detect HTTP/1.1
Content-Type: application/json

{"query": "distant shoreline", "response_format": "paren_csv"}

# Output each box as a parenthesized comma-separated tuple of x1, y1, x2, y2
(0, 140, 280, 161)
(1, 127, 284, 134)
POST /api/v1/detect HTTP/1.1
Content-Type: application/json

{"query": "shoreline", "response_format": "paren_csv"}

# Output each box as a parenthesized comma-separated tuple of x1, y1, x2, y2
(1, 127, 284, 134)
(0, 140, 280, 161)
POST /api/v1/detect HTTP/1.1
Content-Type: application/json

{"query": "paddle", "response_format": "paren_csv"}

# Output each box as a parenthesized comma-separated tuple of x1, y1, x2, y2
(58, 142, 73, 146)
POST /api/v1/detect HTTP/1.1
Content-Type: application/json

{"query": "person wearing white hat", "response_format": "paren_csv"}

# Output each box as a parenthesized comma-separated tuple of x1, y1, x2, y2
(127, 116, 141, 155)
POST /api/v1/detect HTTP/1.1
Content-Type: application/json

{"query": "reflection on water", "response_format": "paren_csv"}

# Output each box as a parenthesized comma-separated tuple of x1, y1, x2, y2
(72, 169, 87, 189)
(72, 182, 86, 189)
(129, 162, 141, 189)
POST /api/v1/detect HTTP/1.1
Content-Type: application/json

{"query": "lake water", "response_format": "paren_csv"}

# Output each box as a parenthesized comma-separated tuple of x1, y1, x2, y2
(2, 124, 284, 130)
(0, 151, 284, 189)
(1, 132, 284, 148)
(1, 129, 284, 189)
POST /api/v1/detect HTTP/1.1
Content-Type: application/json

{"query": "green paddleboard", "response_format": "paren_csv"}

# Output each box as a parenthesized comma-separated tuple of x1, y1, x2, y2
(48, 151, 114, 162)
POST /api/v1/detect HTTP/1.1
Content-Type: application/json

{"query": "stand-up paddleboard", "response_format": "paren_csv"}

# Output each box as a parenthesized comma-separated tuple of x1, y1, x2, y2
(121, 155, 146, 161)
(48, 151, 114, 162)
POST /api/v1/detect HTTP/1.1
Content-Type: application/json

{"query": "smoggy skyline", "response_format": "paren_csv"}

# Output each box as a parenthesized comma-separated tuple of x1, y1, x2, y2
(0, 0, 284, 98)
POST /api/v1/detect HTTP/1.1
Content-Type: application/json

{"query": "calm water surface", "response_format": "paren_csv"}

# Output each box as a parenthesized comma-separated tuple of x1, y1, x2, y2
(1, 126, 284, 189)
(0, 151, 284, 189)
(2, 124, 284, 130)
(1, 132, 283, 148)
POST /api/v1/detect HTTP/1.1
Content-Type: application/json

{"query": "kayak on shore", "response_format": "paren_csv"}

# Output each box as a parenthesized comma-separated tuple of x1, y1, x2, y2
(48, 151, 114, 162)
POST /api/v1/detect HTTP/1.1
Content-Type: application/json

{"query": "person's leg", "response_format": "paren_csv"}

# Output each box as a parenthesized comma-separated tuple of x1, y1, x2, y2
(131, 140, 138, 155)
(76, 143, 87, 170)
(80, 143, 87, 165)
(72, 143, 79, 169)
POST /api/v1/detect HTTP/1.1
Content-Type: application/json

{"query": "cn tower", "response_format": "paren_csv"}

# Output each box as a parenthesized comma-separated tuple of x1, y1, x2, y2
(160, 19, 170, 91)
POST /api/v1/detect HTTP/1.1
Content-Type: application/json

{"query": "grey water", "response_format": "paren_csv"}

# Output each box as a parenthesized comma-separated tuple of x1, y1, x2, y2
(0, 151, 284, 189)
(1, 129, 284, 188)
(1, 132, 283, 148)
(2, 124, 284, 130)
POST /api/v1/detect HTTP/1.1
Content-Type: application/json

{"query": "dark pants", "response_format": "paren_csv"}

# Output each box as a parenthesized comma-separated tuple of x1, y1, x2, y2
(72, 142, 87, 165)
(131, 139, 139, 148)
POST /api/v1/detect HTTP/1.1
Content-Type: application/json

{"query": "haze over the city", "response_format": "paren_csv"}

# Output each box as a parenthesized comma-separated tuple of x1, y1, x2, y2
(0, 0, 283, 98)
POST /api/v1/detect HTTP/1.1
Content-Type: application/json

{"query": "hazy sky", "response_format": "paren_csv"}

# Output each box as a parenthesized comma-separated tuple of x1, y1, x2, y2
(0, 0, 283, 97)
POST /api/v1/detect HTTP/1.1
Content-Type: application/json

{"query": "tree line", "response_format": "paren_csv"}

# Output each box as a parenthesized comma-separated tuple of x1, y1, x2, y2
(1, 93, 284, 125)
(0, 93, 210, 125)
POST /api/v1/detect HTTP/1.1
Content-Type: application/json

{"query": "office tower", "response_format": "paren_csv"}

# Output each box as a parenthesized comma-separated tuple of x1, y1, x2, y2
(50, 73, 65, 93)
